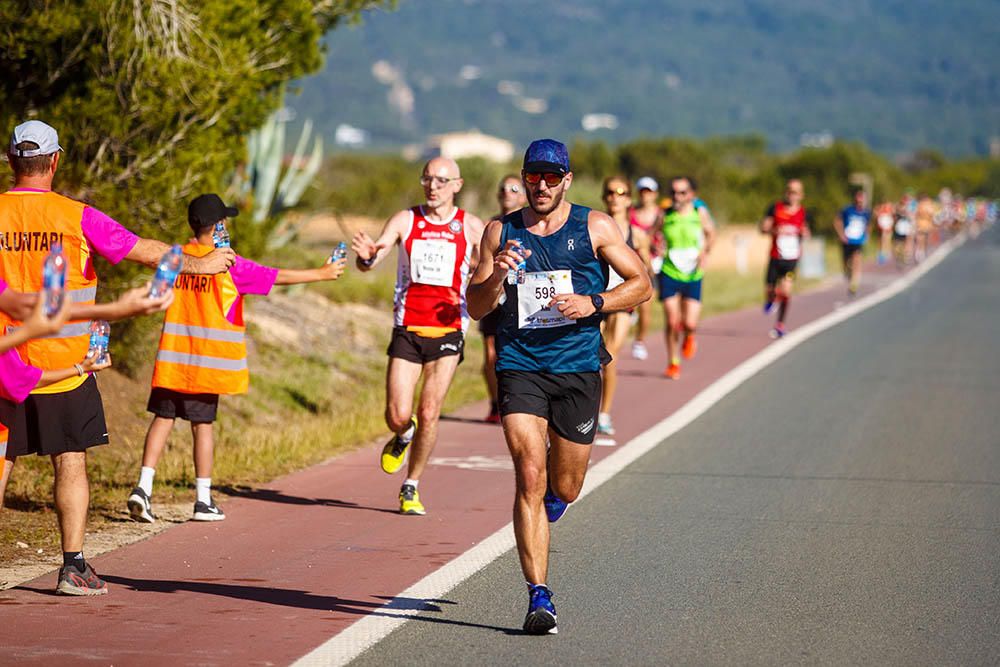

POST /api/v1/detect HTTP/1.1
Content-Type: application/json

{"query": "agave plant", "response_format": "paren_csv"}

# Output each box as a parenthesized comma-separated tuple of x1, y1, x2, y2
(233, 106, 324, 248)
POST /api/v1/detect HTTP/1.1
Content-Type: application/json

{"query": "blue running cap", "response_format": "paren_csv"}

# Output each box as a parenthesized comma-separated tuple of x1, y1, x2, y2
(523, 139, 570, 175)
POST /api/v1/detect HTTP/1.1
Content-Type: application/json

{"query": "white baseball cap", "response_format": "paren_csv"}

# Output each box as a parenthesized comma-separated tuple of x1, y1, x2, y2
(10, 120, 62, 157)
(636, 176, 659, 192)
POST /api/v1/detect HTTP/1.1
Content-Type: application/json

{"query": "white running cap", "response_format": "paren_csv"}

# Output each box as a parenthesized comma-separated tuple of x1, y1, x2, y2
(636, 176, 659, 192)
(10, 120, 62, 157)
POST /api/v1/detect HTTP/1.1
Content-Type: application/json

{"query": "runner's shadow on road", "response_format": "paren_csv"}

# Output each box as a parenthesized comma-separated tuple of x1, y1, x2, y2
(85, 576, 519, 634)
(213, 485, 399, 515)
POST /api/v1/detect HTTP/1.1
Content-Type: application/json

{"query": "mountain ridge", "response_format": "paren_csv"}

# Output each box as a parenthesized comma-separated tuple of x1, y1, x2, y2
(289, 0, 1000, 156)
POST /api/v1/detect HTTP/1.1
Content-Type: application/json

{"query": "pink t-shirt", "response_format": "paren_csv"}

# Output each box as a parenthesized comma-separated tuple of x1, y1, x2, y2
(81, 206, 139, 265)
(221, 255, 278, 324)
(0, 279, 42, 403)
(231, 256, 279, 296)
(7, 188, 140, 267)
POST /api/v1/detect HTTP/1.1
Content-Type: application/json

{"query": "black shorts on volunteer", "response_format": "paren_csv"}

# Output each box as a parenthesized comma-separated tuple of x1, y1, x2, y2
(497, 370, 602, 445)
(0, 375, 109, 458)
(478, 307, 502, 337)
(387, 326, 465, 364)
(147, 387, 220, 423)
(766, 258, 799, 286)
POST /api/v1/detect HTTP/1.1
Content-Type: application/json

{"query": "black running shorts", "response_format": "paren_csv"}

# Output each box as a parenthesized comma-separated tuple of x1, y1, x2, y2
(841, 243, 863, 262)
(387, 327, 464, 364)
(766, 258, 798, 286)
(0, 375, 109, 458)
(497, 370, 602, 445)
(147, 387, 220, 423)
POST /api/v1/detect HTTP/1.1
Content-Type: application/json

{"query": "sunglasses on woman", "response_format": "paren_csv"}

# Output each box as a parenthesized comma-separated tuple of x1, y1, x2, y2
(523, 172, 564, 187)
(604, 187, 630, 197)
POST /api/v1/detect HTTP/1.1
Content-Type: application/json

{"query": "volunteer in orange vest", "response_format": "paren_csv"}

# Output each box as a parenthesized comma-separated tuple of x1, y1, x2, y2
(126, 193, 346, 524)
(0, 279, 176, 510)
(0, 120, 236, 597)
(351, 157, 485, 516)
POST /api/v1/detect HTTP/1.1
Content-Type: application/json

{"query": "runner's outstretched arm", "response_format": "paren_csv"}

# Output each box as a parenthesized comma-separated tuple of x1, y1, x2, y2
(352, 210, 407, 272)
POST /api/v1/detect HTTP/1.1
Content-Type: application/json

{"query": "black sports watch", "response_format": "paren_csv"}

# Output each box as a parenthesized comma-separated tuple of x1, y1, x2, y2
(590, 293, 605, 313)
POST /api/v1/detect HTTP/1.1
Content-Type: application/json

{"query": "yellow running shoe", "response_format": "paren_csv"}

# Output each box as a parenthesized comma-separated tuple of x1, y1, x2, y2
(380, 418, 416, 474)
(399, 483, 425, 515)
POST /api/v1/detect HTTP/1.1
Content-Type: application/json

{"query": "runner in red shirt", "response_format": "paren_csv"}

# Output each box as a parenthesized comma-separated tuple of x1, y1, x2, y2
(352, 157, 485, 515)
(760, 179, 813, 338)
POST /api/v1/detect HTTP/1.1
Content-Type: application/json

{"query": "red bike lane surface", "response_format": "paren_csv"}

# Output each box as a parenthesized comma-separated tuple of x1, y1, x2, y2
(0, 263, 900, 666)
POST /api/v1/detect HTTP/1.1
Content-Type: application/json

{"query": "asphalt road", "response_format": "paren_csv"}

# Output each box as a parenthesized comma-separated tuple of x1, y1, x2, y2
(351, 229, 1000, 666)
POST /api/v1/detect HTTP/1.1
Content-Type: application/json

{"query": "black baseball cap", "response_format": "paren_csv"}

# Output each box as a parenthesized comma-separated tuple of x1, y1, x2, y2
(188, 193, 238, 229)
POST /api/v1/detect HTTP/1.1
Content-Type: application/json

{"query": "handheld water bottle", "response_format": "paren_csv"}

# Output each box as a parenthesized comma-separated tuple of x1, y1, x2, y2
(88, 320, 110, 365)
(212, 221, 231, 248)
(42, 243, 68, 316)
(330, 241, 348, 263)
(506, 239, 526, 285)
(149, 245, 184, 298)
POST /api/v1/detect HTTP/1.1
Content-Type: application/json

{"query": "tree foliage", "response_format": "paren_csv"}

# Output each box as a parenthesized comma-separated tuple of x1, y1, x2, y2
(0, 0, 390, 372)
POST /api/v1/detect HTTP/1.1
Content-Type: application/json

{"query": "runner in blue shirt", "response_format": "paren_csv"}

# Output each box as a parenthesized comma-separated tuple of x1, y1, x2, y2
(834, 189, 872, 296)
(468, 139, 651, 636)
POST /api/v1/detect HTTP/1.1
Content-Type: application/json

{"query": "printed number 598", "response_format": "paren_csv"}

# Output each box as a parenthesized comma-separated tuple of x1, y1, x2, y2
(534, 286, 556, 300)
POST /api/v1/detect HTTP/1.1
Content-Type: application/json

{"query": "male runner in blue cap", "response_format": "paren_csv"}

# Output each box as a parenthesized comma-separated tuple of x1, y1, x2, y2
(468, 139, 651, 635)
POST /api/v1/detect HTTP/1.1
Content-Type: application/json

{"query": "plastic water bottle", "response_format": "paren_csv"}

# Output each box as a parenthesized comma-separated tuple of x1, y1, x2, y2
(330, 241, 348, 262)
(212, 221, 231, 248)
(88, 320, 110, 364)
(149, 245, 184, 298)
(42, 243, 68, 316)
(506, 239, 526, 285)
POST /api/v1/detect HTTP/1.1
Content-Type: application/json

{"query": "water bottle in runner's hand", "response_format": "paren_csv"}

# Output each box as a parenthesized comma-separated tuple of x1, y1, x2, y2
(42, 242, 68, 316)
(330, 241, 348, 263)
(149, 245, 184, 298)
(212, 221, 231, 248)
(507, 239, 527, 285)
(88, 320, 110, 364)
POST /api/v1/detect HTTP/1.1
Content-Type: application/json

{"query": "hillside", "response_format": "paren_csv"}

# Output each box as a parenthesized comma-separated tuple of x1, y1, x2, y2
(289, 0, 1000, 156)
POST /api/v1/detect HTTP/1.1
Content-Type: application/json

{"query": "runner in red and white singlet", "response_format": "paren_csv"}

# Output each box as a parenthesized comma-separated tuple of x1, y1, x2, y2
(352, 157, 485, 515)
(760, 179, 813, 338)
(394, 205, 473, 333)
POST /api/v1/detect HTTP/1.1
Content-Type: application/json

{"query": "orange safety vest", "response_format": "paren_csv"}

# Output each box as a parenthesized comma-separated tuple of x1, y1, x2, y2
(0, 190, 98, 394)
(151, 242, 249, 395)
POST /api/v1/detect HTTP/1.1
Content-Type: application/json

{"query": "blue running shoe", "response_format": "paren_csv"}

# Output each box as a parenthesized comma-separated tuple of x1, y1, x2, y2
(763, 301, 775, 315)
(523, 584, 558, 635)
(543, 488, 568, 523)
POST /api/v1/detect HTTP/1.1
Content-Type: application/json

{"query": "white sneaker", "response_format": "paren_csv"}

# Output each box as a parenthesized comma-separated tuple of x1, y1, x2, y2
(193, 500, 226, 521)
(127, 487, 156, 523)
(631, 341, 649, 360)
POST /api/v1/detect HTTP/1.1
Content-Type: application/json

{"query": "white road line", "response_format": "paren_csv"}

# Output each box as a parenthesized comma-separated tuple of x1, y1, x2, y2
(293, 234, 965, 667)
